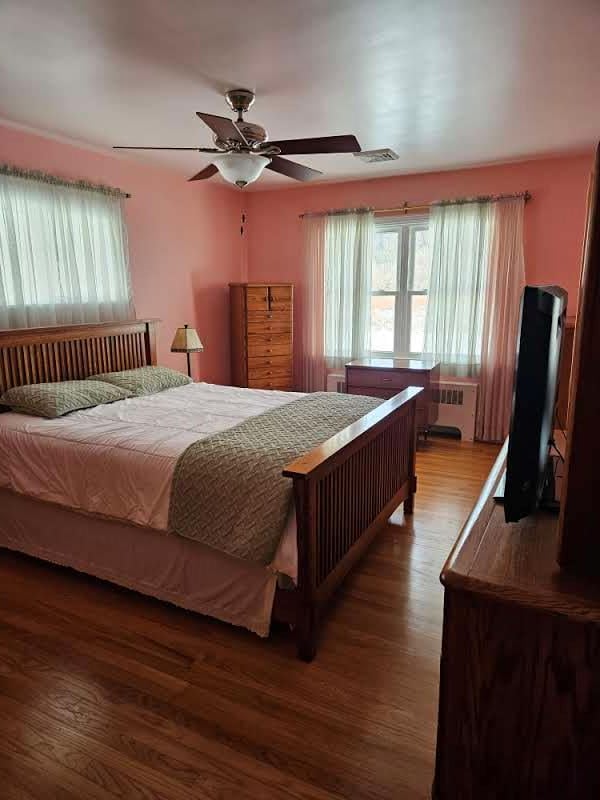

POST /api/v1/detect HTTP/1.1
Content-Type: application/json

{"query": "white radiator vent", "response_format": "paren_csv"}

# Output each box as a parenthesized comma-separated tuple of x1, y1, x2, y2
(432, 387, 465, 406)
(326, 372, 346, 393)
(354, 148, 399, 164)
(431, 381, 479, 442)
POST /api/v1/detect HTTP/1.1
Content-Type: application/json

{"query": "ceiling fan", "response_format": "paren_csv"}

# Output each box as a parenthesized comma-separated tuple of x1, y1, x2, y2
(113, 88, 361, 188)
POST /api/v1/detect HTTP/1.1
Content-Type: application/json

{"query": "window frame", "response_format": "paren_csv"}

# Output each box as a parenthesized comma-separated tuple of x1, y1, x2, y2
(370, 215, 430, 358)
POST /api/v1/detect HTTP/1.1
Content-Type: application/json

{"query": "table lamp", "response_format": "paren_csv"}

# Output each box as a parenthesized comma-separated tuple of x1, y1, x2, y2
(170, 324, 204, 378)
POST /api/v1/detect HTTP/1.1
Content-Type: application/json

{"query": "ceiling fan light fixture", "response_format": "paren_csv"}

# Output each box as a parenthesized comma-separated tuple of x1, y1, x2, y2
(212, 152, 270, 188)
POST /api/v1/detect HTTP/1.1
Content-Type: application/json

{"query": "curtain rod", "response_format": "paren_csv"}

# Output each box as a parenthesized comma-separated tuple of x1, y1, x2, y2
(0, 164, 131, 199)
(299, 190, 531, 219)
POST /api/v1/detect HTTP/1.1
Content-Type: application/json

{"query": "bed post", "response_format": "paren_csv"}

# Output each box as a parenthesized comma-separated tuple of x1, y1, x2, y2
(404, 412, 418, 515)
(294, 478, 318, 661)
(281, 388, 422, 661)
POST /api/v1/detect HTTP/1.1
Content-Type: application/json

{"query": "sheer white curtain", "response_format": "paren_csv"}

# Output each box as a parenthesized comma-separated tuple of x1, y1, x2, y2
(476, 198, 526, 442)
(423, 197, 526, 441)
(423, 201, 492, 374)
(302, 209, 374, 390)
(324, 210, 374, 367)
(0, 173, 134, 328)
(301, 215, 327, 391)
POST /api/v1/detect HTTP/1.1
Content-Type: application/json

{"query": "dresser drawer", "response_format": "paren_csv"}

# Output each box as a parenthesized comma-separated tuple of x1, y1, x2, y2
(247, 331, 290, 348)
(247, 320, 291, 335)
(269, 286, 292, 306)
(347, 383, 428, 407)
(248, 364, 292, 381)
(346, 367, 428, 390)
(247, 340, 292, 357)
(248, 377, 293, 391)
(248, 354, 292, 370)
(346, 385, 428, 428)
(246, 287, 269, 310)
(247, 309, 292, 323)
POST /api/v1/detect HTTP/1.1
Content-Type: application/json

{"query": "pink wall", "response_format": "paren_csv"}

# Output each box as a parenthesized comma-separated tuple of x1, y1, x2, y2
(0, 123, 243, 383)
(244, 153, 593, 385)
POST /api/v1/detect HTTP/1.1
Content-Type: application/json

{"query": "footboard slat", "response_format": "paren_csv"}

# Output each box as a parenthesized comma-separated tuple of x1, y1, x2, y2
(280, 387, 421, 660)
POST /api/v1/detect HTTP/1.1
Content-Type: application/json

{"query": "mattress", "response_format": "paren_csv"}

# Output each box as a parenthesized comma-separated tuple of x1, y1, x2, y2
(0, 382, 303, 581)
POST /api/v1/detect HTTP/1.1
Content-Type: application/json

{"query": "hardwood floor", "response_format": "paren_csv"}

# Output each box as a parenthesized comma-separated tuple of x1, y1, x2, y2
(0, 436, 498, 800)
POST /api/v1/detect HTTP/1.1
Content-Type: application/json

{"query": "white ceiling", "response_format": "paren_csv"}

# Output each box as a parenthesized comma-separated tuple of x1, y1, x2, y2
(0, 0, 599, 189)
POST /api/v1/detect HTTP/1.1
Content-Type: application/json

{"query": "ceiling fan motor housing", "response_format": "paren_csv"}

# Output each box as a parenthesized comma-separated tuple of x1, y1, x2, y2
(225, 88, 255, 116)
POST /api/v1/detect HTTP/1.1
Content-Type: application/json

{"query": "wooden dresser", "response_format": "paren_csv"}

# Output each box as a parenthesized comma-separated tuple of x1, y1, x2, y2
(229, 282, 293, 390)
(345, 357, 440, 436)
(434, 439, 600, 799)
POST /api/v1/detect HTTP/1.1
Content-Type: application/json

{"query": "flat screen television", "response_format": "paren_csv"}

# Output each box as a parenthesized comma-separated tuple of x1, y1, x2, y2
(503, 285, 568, 523)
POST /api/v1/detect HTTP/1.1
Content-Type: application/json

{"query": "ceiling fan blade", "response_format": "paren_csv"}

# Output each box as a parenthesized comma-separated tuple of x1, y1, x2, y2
(196, 112, 248, 145)
(113, 146, 220, 152)
(188, 164, 219, 182)
(267, 135, 361, 155)
(266, 156, 322, 182)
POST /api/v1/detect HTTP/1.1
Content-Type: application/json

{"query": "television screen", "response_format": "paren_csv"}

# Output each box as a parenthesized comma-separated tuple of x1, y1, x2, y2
(504, 285, 568, 523)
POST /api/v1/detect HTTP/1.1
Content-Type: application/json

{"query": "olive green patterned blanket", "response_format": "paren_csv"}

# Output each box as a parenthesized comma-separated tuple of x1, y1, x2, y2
(168, 392, 382, 565)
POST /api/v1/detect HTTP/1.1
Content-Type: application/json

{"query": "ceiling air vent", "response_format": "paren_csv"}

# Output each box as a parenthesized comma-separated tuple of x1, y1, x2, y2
(354, 148, 399, 164)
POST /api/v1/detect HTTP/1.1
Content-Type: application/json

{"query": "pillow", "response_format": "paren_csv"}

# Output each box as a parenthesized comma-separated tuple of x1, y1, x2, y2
(89, 365, 192, 397)
(0, 380, 132, 419)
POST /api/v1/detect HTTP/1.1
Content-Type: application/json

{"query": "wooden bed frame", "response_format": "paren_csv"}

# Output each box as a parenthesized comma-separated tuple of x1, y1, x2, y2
(0, 319, 420, 660)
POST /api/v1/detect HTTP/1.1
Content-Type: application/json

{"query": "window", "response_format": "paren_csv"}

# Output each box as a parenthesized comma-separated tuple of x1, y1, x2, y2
(370, 216, 431, 356)
(0, 170, 133, 329)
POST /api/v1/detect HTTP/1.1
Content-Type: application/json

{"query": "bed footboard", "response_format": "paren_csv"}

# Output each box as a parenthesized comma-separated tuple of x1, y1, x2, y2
(277, 386, 422, 661)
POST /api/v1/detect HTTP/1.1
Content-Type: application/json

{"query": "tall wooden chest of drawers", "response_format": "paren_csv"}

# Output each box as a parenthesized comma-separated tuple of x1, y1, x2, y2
(229, 283, 294, 390)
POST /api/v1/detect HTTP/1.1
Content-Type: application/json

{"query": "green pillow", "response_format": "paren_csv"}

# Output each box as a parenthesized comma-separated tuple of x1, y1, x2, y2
(89, 366, 192, 397)
(0, 380, 132, 419)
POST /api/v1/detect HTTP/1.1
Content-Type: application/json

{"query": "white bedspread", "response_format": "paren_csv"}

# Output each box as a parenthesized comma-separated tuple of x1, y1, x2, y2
(0, 382, 303, 578)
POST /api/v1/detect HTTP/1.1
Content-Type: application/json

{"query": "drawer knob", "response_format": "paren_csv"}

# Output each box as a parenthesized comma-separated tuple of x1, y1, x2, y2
(383, 377, 392, 382)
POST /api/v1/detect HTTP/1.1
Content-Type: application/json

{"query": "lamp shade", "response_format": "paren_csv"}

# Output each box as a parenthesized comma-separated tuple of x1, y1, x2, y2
(212, 153, 270, 188)
(170, 325, 204, 353)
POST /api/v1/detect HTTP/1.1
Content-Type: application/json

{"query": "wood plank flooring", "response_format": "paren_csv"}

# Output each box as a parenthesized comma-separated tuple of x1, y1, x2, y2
(0, 436, 499, 800)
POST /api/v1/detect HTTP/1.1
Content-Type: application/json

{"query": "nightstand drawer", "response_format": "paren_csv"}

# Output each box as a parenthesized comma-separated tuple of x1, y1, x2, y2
(346, 367, 428, 390)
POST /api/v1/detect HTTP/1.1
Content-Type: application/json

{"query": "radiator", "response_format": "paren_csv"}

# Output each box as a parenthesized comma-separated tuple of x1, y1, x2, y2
(326, 372, 346, 393)
(431, 381, 478, 442)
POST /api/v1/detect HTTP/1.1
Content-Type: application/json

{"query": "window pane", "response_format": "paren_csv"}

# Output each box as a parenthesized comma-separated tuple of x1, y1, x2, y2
(372, 232, 398, 291)
(410, 295, 428, 353)
(371, 295, 395, 352)
(410, 228, 431, 292)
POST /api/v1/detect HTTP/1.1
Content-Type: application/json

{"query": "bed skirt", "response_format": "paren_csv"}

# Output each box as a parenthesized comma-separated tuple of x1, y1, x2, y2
(0, 489, 281, 637)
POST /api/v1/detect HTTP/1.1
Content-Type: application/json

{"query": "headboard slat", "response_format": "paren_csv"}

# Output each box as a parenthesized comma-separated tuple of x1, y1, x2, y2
(0, 320, 159, 393)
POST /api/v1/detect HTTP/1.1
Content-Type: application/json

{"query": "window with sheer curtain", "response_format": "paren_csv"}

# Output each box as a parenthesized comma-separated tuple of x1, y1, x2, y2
(370, 216, 431, 356)
(0, 171, 134, 329)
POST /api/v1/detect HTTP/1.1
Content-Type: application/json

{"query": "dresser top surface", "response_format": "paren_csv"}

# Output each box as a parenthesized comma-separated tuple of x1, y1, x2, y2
(346, 357, 439, 372)
(229, 282, 294, 288)
(442, 439, 600, 623)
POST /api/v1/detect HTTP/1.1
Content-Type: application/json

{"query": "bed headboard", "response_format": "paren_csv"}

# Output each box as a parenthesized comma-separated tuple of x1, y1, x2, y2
(0, 319, 159, 393)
